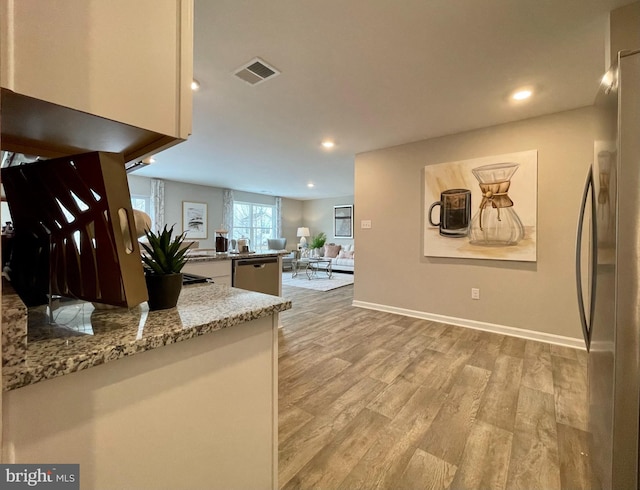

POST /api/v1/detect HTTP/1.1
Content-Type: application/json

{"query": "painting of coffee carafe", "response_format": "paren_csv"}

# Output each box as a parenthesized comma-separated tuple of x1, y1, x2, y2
(468, 162, 525, 246)
(593, 141, 616, 251)
(424, 150, 537, 262)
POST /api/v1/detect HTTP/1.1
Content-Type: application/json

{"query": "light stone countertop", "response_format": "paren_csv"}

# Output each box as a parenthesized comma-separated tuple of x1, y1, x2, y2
(2, 282, 291, 392)
(184, 250, 289, 262)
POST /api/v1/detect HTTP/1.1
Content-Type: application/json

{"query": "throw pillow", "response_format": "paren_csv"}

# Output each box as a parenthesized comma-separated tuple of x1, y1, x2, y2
(338, 250, 355, 259)
(324, 244, 342, 258)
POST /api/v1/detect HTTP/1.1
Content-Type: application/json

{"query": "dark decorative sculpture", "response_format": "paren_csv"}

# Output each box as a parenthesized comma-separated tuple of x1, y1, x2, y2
(2, 151, 148, 307)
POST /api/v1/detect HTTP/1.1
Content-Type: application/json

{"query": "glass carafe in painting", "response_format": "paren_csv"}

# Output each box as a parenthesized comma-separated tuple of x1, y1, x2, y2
(469, 162, 524, 246)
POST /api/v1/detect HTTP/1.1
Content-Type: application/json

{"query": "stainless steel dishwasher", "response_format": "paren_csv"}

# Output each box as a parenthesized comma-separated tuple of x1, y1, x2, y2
(232, 256, 280, 296)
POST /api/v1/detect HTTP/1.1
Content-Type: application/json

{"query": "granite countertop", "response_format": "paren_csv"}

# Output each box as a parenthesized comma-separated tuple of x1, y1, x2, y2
(2, 283, 291, 392)
(185, 249, 290, 262)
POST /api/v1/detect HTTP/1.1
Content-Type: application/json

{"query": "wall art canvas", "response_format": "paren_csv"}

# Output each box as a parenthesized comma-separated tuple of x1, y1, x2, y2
(334, 205, 353, 239)
(424, 150, 537, 262)
(183, 201, 208, 239)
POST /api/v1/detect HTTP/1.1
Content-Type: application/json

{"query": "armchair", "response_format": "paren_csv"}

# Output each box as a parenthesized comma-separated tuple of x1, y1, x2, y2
(267, 238, 295, 271)
(267, 238, 287, 250)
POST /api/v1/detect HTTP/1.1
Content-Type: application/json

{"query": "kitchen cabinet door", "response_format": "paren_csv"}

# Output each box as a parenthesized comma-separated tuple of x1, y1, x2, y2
(183, 260, 233, 287)
(1, 0, 192, 139)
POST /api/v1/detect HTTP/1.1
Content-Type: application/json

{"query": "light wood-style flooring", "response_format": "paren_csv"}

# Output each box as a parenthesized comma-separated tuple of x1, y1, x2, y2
(278, 283, 590, 490)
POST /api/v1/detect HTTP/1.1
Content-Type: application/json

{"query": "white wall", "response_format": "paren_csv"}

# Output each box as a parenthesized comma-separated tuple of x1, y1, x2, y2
(354, 106, 598, 343)
(164, 180, 224, 249)
(302, 196, 355, 248)
(127, 174, 150, 197)
(609, 1, 640, 67)
(127, 175, 223, 249)
(281, 199, 303, 250)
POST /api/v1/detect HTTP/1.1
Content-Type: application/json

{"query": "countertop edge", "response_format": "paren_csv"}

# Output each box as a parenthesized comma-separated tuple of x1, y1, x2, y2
(184, 250, 290, 262)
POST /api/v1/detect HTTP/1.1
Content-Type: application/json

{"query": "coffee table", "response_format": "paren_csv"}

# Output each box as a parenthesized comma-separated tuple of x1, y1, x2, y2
(306, 258, 333, 280)
(291, 258, 333, 279)
(291, 257, 308, 278)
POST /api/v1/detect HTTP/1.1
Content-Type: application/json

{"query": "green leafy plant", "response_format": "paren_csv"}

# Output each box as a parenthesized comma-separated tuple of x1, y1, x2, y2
(141, 225, 192, 275)
(309, 232, 327, 250)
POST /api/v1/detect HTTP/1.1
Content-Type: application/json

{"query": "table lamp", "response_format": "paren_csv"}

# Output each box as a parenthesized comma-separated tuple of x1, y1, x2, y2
(297, 227, 310, 248)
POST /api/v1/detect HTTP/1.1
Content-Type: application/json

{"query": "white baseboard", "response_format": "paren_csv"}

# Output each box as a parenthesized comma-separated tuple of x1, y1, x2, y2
(351, 300, 586, 350)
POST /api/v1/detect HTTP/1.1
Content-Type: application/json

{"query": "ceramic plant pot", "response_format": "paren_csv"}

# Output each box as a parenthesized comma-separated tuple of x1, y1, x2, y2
(145, 273, 183, 310)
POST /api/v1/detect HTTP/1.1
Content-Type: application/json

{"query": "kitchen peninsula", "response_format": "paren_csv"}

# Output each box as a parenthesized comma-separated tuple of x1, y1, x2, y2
(183, 249, 286, 296)
(1, 282, 291, 489)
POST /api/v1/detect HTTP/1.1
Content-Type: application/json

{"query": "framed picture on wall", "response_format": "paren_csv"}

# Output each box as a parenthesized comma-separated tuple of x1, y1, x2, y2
(334, 205, 353, 239)
(423, 149, 537, 262)
(182, 201, 208, 239)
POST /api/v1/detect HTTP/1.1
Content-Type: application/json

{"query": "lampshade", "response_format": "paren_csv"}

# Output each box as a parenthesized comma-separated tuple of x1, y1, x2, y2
(296, 227, 310, 237)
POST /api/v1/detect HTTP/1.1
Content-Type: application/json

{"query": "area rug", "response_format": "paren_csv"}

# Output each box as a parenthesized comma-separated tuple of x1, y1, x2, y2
(281, 272, 354, 291)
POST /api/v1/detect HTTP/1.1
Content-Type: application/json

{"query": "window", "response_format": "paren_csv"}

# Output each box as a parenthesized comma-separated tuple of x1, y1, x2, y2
(131, 195, 150, 214)
(232, 201, 275, 250)
(130, 194, 156, 232)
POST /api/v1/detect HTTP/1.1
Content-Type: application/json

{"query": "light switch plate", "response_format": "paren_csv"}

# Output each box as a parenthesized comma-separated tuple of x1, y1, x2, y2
(361, 220, 372, 229)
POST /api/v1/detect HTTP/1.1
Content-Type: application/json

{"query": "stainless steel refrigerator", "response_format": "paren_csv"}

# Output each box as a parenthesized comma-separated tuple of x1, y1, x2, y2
(576, 49, 640, 489)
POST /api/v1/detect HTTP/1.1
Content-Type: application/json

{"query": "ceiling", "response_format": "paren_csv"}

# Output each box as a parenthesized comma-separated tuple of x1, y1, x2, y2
(135, 0, 630, 200)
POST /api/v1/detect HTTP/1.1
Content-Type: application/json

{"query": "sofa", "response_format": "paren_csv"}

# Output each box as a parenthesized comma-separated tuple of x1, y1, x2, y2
(313, 243, 355, 273)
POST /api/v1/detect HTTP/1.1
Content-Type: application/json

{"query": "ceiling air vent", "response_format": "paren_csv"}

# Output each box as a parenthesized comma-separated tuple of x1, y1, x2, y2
(234, 57, 280, 86)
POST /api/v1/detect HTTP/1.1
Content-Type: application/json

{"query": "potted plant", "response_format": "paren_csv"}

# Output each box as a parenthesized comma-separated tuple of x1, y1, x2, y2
(140, 224, 192, 310)
(309, 232, 327, 256)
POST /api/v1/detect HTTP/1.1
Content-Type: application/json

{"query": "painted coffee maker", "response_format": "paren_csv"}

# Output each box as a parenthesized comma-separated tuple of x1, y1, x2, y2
(469, 162, 524, 246)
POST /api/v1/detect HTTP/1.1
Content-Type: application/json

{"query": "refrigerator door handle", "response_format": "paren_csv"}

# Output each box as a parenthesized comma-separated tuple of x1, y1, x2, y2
(575, 165, 597, 352)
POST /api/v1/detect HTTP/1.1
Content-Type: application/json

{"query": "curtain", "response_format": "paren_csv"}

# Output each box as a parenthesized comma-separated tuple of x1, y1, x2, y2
(223, 189, 234, 231)
(150, 178, 165, 231)
(275, 196, 282, 237)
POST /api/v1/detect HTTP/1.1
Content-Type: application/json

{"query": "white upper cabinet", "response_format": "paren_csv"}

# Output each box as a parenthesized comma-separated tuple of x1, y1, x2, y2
(0, 0, 193, 160)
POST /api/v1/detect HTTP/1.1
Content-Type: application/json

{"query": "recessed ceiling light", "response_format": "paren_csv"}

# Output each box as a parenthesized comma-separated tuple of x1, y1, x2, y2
(307, 183, 315, 188)
(321, 140, 335, 149)
(191, 79, 200, 91)
(512, 89, 532, 101)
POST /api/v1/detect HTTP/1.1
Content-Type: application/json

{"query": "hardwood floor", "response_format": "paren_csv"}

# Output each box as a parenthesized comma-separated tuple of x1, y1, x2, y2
(278, 283, 591, 489)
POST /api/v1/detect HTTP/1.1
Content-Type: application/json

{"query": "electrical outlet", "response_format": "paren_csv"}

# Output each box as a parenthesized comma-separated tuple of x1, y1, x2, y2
(361, 220, 372, 229)
(471, 288, 480, 300)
